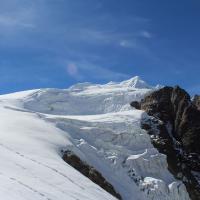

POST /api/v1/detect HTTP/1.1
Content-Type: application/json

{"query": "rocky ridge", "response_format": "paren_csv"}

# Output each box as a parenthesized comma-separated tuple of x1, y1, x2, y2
(131, 86, 200, 200)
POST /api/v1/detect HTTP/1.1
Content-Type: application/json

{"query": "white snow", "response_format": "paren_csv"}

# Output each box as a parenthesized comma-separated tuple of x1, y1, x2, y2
(22, 76, 153, 115)
(0, 76, 190, 200)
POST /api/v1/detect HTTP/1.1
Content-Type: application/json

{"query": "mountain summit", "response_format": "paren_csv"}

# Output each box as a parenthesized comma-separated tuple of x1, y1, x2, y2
(120, 76, 152, 89)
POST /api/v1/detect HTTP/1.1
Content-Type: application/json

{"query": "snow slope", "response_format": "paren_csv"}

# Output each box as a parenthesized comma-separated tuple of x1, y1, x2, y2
(0, 76, 190, 200)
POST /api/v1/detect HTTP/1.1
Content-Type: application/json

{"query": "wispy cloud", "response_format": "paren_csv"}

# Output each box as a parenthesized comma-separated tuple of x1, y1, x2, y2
(0, 12, 35, 29)
(0, 3, 36, 31)
(78, 27, 153, 50)
(139, 31, 152, 39)
(0, 0, 156, 88)
(64, 61, 129, 82)
(0, 0, 153, 51)
(119, 39, 136, 48)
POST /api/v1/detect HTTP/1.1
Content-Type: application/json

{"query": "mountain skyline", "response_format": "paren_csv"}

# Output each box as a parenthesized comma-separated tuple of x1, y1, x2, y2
(0, 76, 191, 200)
(0, 0, 199, 95)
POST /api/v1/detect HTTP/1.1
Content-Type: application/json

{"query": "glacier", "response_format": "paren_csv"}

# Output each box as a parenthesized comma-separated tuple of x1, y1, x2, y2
(0, 76, 190, 200)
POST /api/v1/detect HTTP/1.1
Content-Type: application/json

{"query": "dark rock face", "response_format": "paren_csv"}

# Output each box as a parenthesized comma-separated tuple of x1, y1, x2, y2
(130, 101, 141, 109)
(62, 150, 122, 200)
(193, 95, 200, 110)
(132, 86, 200, 200)
(140, 86, 200, 154)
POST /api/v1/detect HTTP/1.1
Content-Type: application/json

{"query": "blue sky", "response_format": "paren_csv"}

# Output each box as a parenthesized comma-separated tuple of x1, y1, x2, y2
(0, 0, 200, 95)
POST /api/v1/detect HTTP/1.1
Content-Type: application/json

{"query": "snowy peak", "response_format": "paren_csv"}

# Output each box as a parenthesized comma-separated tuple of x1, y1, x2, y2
(0, 76, 190, 200)
(68, 76, 153, 92)
(19, 76, 155, 116)
(120, 76, 152, 89)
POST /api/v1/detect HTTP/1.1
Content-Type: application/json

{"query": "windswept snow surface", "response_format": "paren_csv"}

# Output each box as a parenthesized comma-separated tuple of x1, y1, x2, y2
(0, 76, 190, 200)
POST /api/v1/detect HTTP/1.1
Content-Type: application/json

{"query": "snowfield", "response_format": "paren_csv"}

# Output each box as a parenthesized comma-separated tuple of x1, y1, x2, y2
(0, 76, 190, 200)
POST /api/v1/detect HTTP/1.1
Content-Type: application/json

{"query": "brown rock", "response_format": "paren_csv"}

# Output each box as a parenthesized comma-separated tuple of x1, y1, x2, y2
(140, 86, 200, 154)
(62, 150, 122, 200)
(138, 86, 200, 200)
(130, 101, 141, 109)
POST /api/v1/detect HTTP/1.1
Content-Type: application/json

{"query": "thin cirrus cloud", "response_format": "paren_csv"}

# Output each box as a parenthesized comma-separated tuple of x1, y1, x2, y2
(78, 28, 152, 48)
(0, 0, 156, 91)
(139, 31, 152, 39)
(65, 61, 129, 82)
(0, 12, 35, 29)
(119, 39, 137, 48)
(0, 2, 36, 31)
(0, 0, 153, 51)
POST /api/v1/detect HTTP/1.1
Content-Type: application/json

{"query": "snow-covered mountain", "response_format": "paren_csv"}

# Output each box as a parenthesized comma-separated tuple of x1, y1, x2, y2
(0, 76, 190, 200)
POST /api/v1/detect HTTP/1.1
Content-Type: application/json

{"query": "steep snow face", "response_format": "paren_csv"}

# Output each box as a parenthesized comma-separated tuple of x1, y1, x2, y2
(0, 76, 190, 200)
(0, 102, 117, 200)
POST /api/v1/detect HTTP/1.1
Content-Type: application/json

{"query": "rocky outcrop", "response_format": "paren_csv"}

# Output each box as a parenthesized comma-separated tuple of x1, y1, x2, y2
(130, 101, 141, 110)
(193, 95, 200, 110)
(140, 86, 200, 154)
(131, 86, 200, 200)
(62, 150, 122, 200)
